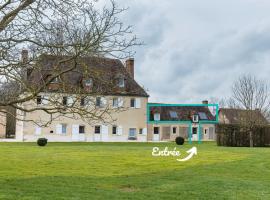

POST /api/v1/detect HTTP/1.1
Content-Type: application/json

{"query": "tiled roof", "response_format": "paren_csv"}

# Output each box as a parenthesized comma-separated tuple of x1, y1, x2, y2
(219, 108, 268, 124)
(28, 55, 149, 97)
(149, 105, 215, 121)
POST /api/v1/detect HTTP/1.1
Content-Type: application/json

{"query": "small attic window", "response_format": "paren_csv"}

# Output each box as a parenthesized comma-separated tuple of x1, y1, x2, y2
(154, 113, 160, 121)
(83, 78, 93, 87)
(117, 77, 125, 88)
(169, 111, 178, 119)
(51, 76, 61, 83)
(192, 114, 199, 123)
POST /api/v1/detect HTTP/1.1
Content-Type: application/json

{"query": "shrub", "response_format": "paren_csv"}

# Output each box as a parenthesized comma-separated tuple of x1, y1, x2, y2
(37, 138, 48, 146)
(175, 136, 185, 145)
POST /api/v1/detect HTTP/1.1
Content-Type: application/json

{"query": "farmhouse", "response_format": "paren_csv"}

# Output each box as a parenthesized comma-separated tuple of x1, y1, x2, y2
(147, 102, 217, 142)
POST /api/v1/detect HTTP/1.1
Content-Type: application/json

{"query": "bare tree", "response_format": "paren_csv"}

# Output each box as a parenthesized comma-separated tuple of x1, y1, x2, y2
(0, 0, 141, 126)
(231, 74, 270, 147)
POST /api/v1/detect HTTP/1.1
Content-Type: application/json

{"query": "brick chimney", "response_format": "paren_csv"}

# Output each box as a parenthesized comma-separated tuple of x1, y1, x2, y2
(126, 58, 134, 79)
(202, 100, 208, 105)
(21, 49, 28, 64)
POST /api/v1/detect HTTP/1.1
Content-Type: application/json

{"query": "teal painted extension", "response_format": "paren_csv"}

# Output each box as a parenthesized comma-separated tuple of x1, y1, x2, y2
(147, 103, 219, 143)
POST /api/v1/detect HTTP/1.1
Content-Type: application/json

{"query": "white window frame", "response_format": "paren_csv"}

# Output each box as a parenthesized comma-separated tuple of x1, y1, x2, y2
(118, 78, 125, 88)
(192, 115, 199, 123)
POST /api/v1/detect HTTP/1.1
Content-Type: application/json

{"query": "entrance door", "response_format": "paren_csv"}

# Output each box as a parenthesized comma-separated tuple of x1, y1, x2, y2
(72, 125, 79, 141)
(153, 127, 160, 141)
(101, 125, 109, 142)
(192, 127, 198, 141)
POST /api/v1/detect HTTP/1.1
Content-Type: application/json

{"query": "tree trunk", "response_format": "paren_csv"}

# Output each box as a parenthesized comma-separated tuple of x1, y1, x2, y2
(249, 130, 254, 147)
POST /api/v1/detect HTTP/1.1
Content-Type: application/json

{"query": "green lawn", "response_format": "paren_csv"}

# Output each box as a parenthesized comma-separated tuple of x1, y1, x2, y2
(0, 142, 269, 200)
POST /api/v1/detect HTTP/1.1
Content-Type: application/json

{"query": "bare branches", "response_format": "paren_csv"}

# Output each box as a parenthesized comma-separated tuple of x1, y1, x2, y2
(0, 0, 141, 126)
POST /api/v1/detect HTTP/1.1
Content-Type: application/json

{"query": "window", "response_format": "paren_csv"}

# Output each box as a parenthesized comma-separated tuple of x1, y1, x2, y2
(154, 127, 159, 134)
(37, 96, 42, 105)
(198, 112, 208, 120)
(172, 127, 177, 134)
(154, 113, 160, 121)
(84, 78, 93, 87)
(117, 78, 125, 88)
(63, 96, 67, 106)
(112, 126, 117, 134)
(139, 128, 143, 134)
(79, 125, 85, 134)
(96, 97, 101, 107)
(51, 76, 60, 83)
(95, 126, 101, 134)
(62, 124, 67, 134)
(113, 98, 118, 108)
(80, 98, 85, 106)
(129, 128, 136, 137)
(192, 114, 199, 122)
(204, 128, 209, 134)
(130, 98, 135, 108)
(169, 111, 178, 119)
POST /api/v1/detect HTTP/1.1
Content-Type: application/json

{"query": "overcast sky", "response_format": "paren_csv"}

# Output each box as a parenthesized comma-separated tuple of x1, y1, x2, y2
(114, 0, 270, 103)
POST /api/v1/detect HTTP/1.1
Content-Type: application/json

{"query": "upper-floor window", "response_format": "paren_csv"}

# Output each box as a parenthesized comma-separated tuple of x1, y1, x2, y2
(37, 96, 42, 105)
(130, 98, 135, 108)
(80, 98, 85, 106)
(96, 97, 101, 107)
(154, 113, 160, 121)
(117, 78, 125, 88)
(113, 98, 118, 108)
(63, 96, 67, 106)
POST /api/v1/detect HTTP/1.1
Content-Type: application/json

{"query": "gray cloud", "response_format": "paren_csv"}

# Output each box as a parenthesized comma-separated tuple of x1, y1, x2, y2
(113, 0, 270, 103)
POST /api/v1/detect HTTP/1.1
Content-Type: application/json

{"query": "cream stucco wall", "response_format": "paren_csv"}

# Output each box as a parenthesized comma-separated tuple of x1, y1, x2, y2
(19, 94, 148, 142)
(147, 123, 216, 142)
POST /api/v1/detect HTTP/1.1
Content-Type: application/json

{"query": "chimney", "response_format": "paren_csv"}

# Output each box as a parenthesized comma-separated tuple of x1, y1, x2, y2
(21, 49, 28, 64)
(126, 58, 134, 79)
(202, 100, 208, 105)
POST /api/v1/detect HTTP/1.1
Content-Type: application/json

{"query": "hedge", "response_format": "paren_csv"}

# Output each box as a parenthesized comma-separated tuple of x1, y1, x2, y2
(216, 124, 270, 147)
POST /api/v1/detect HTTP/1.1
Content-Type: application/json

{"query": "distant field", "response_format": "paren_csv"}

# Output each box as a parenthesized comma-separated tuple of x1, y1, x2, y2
(0, 142, 269, 199)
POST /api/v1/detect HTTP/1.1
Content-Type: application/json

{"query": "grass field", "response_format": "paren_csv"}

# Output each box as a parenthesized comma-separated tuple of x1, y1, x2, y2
(0, 142, 269, 200)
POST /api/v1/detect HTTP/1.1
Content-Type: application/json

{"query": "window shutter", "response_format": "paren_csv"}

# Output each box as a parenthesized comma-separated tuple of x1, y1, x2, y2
(67, 97, 74, 106)
(72, 125, 79, 134)
(142, 128, 147, 135)
(56, 124, 62, 134)
(35, 126, 41, 135)
(42, 96, 49, 105)
(135, 98, 141, 108)
(101, 125, 108, 134)
(117, 126, 123, 135)
(101, 97, 107, 107)
(118, 97, 123, 107)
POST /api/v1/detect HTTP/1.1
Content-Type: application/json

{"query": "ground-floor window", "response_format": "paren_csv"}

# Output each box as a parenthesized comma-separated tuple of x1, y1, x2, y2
(192, 127, 197, 135)
(62, 124, 67, 134)
(95, 126, 101, 134)
(154, 127, 159, 134)
(129, 128, 136, 138)
(172, 127, 177, 134)
(112, 126, 117, 134)
(79, 125, 85, 134)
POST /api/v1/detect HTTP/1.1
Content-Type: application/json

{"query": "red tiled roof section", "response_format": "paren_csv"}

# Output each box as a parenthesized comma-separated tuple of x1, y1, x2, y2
(28, 55, 149, 97)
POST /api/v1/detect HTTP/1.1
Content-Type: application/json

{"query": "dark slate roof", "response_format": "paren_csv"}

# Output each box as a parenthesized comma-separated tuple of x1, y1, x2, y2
(28, 55, 149, 97)
(219, 108, 268, 124)
(149, 105, 215, 121)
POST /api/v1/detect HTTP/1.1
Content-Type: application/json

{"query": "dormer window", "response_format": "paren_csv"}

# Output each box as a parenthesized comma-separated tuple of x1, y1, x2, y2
(192, 114, 199, 123)
(117, 78, 125, 88)
(51, 76, 61, 83)
(154, 113, 160, 121)
(84, 78, 93, 87)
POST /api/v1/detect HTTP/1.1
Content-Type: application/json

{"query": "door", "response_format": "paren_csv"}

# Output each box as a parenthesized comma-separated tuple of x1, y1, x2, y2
(101, 125, 109, 141)
(192, 127, 198, 141)
(153, 127, 160, 141)
(72, 125, 79, 141)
